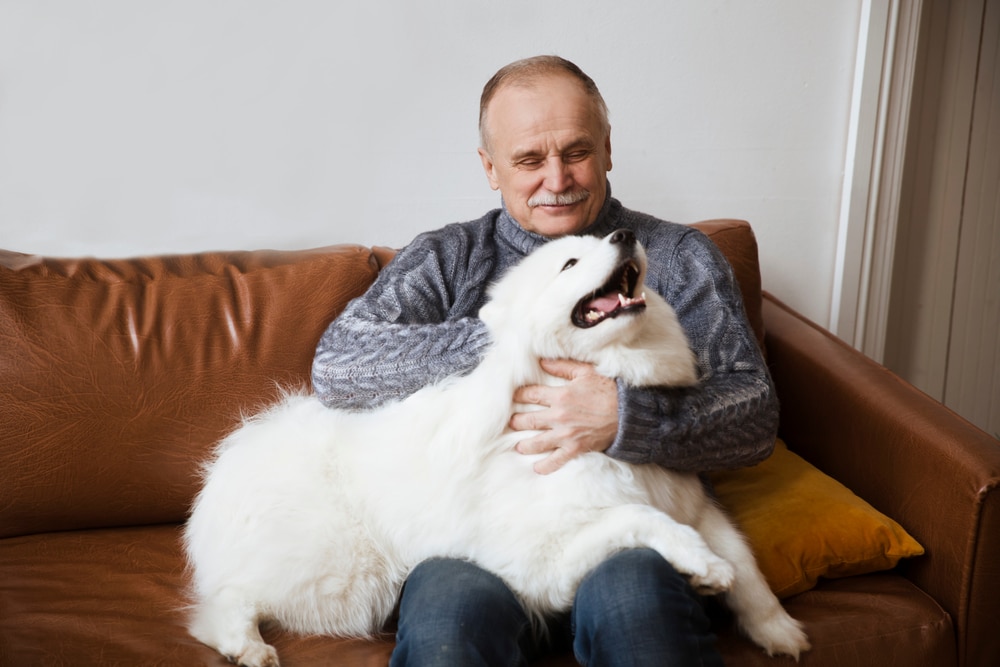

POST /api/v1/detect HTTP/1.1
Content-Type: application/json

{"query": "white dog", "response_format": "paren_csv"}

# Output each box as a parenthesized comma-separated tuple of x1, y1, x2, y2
(184, 229, 809, 666)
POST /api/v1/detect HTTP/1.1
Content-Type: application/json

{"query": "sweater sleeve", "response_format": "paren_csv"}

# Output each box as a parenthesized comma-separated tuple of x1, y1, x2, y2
(311, 230, 493, 410)
(605, 228, 778, 472)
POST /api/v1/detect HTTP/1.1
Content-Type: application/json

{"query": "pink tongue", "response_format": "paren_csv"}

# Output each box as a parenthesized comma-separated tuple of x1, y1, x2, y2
(585, 293, 621, 314)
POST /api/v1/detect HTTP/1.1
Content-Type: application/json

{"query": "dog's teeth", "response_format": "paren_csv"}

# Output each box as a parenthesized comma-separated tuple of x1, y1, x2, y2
(619, 293, 644, 307)
(586, 310, 602, 322)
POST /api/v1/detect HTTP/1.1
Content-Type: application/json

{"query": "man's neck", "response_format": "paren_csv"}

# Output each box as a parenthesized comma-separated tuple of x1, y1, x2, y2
(496, 183, 617, 255)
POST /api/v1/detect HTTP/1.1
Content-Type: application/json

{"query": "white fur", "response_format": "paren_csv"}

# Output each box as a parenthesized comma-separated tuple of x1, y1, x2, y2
(184, 231, 810, 666)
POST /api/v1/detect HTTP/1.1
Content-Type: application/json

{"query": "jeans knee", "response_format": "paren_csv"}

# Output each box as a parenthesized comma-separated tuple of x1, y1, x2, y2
(577, 548, 695, 618)
(572, 549, 722, 667)
(391, 558, 532, 667)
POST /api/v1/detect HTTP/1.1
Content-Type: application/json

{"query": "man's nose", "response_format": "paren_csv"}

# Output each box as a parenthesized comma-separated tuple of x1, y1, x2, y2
(541, 157, 573, 192)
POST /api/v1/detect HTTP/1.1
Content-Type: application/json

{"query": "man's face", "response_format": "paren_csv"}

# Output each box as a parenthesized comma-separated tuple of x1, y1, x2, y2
(478, 74, 612, 237)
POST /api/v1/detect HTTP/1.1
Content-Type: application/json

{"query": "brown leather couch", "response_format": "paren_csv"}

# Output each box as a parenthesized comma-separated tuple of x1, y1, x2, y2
(2, 220, 998, 667)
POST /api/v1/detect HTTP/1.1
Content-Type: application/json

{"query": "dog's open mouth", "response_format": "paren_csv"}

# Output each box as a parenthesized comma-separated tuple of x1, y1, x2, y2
(572, 260, 646, 328)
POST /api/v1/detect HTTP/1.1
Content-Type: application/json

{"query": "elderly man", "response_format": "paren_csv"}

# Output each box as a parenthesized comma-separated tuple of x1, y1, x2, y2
(312, 55, 777, 667)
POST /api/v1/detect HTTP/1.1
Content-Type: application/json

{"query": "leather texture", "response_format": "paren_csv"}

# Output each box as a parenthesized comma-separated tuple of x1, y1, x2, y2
(0, 245, 379, 539)
(1, 220, 996, 666)
(763, 292, 1000, 667)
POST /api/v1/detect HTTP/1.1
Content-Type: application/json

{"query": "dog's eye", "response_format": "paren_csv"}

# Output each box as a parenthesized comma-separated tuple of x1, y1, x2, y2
(561, 259, 578, 271)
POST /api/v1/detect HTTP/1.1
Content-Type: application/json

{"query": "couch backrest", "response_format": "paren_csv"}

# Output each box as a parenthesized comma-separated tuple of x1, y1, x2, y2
(0, 219, 763, 538)
(0, 245, 379, 538)
(689, 219, 765, 352)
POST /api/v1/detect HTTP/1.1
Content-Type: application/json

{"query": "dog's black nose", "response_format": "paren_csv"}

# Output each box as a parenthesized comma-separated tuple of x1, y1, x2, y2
(610, 229, 635, 246)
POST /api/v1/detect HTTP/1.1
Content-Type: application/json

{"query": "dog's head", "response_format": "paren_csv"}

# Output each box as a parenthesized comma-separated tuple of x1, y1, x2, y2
(479, 230, 698, 387)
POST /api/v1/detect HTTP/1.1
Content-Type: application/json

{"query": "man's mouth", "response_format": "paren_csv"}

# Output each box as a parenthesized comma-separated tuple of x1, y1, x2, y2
(572, 260, 646, 328)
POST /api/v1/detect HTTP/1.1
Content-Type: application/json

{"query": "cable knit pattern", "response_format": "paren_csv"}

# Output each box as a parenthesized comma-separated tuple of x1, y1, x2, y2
(312, 189, 777, 472)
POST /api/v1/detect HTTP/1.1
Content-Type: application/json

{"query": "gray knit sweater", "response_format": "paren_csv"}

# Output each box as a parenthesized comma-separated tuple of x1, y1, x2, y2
(312, 192, 778, 473)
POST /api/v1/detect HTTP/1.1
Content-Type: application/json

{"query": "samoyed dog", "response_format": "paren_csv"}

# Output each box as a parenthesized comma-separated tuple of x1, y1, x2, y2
(184, 229, 809, 666)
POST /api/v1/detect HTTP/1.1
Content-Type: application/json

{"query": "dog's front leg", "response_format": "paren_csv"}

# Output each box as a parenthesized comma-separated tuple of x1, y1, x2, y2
(552, 504, 734, 602)
(515, 504, 734, 610)
(693, 506, 810, 659)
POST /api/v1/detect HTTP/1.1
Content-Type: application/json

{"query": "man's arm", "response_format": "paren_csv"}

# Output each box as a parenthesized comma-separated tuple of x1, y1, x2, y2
(311, 230, 493, 410)
(607, 228, 778, 472)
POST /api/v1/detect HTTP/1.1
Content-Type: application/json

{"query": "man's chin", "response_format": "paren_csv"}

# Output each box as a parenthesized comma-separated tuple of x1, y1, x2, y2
(525, 210, 593, 237)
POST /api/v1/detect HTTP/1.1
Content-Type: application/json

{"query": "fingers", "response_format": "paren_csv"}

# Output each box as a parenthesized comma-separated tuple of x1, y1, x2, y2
(534, 447, 572, 475)
(512, 359, 601, 407)
(511, 383, 552, 408)
(508, 409, 539, 432)
(513, 429, 554, 455)
(508, 358, 618, 475)
(514, 432, 579, 476)
(537, 357, 592, 381)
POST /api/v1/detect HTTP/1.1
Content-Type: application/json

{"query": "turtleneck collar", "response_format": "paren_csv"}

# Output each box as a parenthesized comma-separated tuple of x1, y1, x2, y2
(495, 181, 622, 255)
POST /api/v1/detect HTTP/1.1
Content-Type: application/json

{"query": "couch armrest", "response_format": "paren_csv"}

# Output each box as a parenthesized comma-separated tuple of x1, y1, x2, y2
(761, 292, 1000, 667)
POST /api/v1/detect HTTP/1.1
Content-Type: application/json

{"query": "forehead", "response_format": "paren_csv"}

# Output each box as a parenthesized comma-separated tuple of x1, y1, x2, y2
(485, 74, 605, 153)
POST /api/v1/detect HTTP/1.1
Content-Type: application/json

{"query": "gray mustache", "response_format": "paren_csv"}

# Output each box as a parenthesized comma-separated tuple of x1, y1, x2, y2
(527, 190, 590, 207)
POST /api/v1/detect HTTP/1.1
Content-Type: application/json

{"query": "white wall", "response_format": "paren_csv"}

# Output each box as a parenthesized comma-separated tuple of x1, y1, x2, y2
(0, 1, 862, 327)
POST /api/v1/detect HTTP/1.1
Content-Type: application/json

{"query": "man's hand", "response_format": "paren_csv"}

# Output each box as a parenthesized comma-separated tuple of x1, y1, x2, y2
(509, 358, 618, 475)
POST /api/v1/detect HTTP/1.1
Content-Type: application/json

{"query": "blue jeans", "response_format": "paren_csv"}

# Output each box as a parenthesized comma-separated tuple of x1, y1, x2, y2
(390, 548, 723, 667)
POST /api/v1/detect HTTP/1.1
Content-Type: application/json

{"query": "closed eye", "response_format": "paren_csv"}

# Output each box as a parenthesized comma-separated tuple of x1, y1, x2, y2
(561, 259, 578, 271)
(564, 149, 593, 162)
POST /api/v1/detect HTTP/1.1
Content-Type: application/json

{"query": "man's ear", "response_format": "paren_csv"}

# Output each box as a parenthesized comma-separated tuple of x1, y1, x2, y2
(604, 131, 613, 173)
(478, 148, 501, 191)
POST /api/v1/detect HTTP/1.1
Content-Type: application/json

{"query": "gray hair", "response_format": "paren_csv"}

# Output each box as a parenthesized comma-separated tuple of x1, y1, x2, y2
(478, 55, 610, 152)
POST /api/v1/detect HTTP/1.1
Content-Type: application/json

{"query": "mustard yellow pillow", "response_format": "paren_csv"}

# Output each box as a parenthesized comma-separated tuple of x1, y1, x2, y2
(709, 439, 924, 598)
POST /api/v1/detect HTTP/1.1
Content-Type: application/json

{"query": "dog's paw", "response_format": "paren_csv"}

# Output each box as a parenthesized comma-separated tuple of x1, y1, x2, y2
(686, 555, 735, 595)
(654, 530, 735, 594)
(743, 609, 811, 661)
(228, 643, 280, 667)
